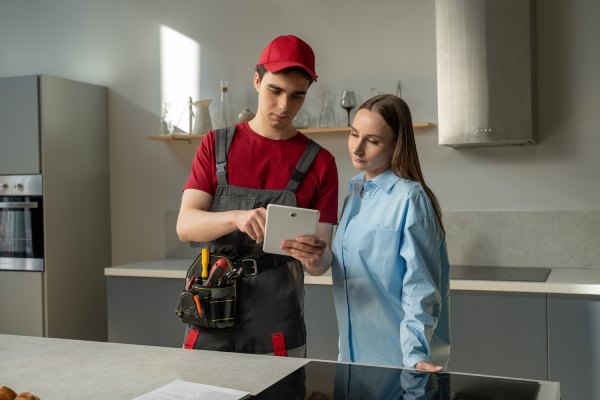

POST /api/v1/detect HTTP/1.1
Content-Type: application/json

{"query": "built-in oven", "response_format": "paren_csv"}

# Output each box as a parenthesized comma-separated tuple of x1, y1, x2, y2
(0, 175, 44, 271)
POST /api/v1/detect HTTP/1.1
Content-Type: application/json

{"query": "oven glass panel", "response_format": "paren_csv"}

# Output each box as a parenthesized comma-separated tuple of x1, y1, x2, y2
(0, 195, 44, 259)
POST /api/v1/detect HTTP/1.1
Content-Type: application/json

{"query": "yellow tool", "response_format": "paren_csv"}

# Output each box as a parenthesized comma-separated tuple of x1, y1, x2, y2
(201, 247, 209, 279)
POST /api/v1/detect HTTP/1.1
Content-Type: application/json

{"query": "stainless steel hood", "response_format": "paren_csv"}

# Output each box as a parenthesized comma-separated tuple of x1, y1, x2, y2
(435, 0, 536, 148)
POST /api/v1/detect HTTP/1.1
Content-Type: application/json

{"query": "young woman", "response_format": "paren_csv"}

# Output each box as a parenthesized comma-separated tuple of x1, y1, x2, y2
(332, 94, 450, 371)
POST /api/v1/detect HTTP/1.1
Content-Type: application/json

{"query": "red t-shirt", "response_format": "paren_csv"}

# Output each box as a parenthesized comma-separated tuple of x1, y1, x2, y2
(184, 122, 339, 224)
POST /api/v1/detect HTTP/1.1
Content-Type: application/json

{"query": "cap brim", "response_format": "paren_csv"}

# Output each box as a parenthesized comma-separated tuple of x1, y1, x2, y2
(263, 61, 317, 82)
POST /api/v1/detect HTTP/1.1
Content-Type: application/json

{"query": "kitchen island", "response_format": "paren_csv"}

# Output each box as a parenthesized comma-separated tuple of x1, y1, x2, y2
(0, 334, 559, 399)
(106, 261, 600, 400)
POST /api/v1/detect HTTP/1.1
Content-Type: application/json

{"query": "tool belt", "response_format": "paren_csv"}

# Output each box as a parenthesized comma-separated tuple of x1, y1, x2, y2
(175, 252, 291, 329)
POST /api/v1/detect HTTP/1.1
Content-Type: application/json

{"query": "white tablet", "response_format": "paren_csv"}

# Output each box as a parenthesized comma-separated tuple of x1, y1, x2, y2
(262, 204, 320, 256)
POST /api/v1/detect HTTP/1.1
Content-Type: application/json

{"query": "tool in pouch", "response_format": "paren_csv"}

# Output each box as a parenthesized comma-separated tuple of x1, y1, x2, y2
(176, 248, 239, 329)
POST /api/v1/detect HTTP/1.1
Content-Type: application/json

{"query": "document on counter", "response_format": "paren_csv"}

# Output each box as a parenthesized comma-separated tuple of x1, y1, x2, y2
(132, 379, 250, 400)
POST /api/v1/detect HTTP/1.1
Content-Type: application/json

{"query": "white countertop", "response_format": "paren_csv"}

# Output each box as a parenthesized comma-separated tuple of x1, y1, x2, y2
(104, 259, 600, 296)
(0, 334, 559, 400)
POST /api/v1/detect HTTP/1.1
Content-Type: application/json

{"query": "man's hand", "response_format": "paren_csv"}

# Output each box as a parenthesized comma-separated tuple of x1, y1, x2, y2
(234, 208, 267, 243)
(414, 361, 443, 372)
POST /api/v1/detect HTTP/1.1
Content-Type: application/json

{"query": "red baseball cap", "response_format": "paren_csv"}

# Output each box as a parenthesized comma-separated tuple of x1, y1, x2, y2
(257, 35, 318, 82)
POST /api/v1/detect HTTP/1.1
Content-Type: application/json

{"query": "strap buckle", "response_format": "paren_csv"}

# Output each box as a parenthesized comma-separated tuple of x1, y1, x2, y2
(241, 258, 258, 276)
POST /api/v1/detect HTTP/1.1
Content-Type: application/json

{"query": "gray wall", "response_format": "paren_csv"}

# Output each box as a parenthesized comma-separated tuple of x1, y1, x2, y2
(1, 0, 599, 266)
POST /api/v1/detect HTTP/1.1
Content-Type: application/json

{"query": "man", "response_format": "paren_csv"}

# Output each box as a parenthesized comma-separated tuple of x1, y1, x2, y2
(177, 35, 338, 356)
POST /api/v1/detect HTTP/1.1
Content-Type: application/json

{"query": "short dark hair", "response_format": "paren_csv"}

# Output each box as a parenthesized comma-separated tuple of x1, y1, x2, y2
(255, 64, 314, 86)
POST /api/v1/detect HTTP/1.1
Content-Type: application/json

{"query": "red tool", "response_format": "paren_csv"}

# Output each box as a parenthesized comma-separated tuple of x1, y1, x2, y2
(205, 258, 228, 287)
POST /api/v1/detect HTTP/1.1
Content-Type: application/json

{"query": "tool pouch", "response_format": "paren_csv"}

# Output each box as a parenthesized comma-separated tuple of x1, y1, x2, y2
(175, 253, 237, 329)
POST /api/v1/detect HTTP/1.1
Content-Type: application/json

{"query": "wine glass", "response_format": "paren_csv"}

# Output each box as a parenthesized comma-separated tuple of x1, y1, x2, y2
(340, 90, 357, 126)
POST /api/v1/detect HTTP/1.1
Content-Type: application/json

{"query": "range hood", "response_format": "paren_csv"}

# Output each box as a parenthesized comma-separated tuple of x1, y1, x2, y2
(435, 0, 536, 148)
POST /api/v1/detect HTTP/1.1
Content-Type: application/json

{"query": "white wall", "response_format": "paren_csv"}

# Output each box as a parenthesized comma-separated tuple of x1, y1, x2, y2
(1, 0, 599, 265)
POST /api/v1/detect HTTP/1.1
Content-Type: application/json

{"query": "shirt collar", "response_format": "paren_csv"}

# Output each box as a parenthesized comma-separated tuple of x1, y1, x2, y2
(348, 169, 400, 194)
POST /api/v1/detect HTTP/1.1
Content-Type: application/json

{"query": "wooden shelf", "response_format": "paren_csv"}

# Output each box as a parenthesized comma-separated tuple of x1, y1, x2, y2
(147, 122, 435, 141)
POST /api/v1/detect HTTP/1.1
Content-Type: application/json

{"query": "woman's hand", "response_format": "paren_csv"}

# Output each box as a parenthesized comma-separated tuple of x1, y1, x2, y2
(414, 361, 443, 372)
(281, 235, 326, 266)
(281, 234, 332, 276)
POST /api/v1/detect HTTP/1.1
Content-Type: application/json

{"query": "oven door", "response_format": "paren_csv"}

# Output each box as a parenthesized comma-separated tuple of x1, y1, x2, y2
(0, 195, 44, 271)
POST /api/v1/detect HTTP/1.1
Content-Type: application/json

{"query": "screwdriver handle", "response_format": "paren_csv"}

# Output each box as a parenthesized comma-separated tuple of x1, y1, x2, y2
(201, 248, 209, 279)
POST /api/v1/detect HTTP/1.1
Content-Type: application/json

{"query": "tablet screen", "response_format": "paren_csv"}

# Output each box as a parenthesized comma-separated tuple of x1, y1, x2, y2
(262, 204, 320, 256)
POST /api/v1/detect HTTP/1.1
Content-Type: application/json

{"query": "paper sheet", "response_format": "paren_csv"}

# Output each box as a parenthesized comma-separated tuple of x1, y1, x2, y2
(132, 379, 250, 400)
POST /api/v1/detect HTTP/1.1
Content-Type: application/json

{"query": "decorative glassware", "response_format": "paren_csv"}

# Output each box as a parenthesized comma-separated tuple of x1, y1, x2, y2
(217, 80, 231, 129)
(237, 107, 255, 122)
(159, 102, 174, 135)
(340, 90, 357, 126)
(292, 108, 310, 129)
(319, 94, 336, 128)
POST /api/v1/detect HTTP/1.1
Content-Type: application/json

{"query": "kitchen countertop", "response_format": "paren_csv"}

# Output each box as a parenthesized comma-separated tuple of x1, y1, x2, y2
(104, 259, 600, 296)
(0, 334, 559, 400)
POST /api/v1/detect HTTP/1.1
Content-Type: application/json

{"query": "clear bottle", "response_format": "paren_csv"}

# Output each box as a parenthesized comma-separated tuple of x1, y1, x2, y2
(159, 102, 174, 135)
(217, 80, 231, 129)
(319, 94, 336, 128)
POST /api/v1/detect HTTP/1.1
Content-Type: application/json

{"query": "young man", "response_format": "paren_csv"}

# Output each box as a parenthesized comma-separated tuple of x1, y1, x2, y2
(177, 35, 338, 356)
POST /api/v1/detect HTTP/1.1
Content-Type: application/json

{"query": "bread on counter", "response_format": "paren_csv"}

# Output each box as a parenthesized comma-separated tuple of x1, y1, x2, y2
(0, 386, 17, 400)
(0, 387, 39, 400)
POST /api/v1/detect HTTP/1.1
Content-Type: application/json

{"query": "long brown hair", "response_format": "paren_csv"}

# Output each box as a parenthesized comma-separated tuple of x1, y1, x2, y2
(358, 94, 445, 234)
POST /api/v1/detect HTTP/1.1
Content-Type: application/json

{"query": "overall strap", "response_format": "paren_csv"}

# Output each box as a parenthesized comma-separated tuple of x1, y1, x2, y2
(215, 125, 236, 186)
(286, 140, 322, 193)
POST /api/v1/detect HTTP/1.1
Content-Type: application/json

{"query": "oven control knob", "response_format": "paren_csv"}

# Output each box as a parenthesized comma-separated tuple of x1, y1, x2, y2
(14, 183, 24, 190)
(0, 183, 8, 190)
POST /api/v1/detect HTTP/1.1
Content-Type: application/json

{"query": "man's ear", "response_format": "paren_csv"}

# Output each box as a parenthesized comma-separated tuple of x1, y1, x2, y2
(253, 72, 261, 92)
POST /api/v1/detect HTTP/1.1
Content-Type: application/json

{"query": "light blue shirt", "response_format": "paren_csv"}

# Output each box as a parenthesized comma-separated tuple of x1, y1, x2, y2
(332, 169, 450, 368)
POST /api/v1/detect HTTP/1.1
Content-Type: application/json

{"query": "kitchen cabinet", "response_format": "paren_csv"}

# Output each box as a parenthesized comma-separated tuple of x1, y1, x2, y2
(448, 290, 548, 380)
(146, 123, 435, 142)
(107, 275, 340, 355)
(547, 294, 600, 400)
(0, 75, 110, 341)
(107, 276, 185, 347)
(0, 76, 40, 174)
(304, 284, 339, 360)
(0, 271, 44, 336)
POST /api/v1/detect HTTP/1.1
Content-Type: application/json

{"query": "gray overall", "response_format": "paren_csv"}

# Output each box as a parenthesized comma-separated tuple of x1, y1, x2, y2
(185, 125, 322, 356)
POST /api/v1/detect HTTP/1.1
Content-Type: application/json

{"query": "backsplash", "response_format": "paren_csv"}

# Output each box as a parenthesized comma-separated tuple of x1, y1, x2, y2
(444, 211, 600, 268)
(166, 210, 600, 269)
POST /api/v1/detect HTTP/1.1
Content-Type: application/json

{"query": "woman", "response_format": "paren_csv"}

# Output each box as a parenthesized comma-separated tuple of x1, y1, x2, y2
(332, 94, 450, 371)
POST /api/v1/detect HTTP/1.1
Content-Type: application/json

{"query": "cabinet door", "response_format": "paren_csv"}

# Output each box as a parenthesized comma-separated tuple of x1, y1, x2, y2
(305, 284, 339, 360)
(0, 271, 44, 336)
(0, 75, 40, 175)
(107, 277, 186, 347)
(448, 290, 548, 380)
(548, 294, 600, 400)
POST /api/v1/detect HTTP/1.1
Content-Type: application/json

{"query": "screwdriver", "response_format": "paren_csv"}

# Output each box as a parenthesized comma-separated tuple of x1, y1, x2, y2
(201, 247, 210, 281)
(205, 258, 228, 287)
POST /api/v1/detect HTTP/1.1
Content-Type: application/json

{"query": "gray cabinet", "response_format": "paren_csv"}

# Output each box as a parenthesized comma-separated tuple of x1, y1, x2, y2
(0, 75, 40, 174)
(107, 276, 341, 356)
(548, 294, 600, 400)
(448, 290, 548, 380)
(305, 284, 338, 360)
(107, 276, 186, 347)
(0, 271, 44, 336)
(0, 75, 110, 341)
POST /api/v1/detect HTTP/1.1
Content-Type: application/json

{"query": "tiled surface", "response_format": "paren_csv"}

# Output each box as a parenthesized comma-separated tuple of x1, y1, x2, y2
(444, 211, 600, 269)
(167, 210, 600, 270)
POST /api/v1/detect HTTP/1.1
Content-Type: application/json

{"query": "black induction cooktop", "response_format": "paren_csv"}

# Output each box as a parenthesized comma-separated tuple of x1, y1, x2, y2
(251, 361, 540, 400)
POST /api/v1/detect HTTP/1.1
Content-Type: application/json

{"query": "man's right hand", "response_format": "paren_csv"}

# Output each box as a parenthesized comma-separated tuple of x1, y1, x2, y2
(234, 207, 267, 243)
